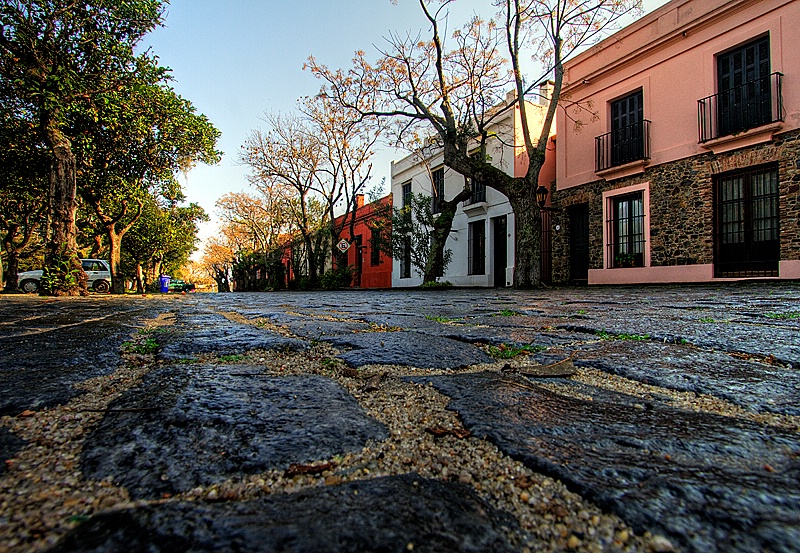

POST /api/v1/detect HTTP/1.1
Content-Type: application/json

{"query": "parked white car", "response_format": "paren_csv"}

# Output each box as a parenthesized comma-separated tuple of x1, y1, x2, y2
(17, 259, 112, 294)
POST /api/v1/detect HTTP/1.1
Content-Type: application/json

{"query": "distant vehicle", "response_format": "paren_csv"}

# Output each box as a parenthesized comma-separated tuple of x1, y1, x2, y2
(17, 259, 112, 294)
(167, 279, 195, 293)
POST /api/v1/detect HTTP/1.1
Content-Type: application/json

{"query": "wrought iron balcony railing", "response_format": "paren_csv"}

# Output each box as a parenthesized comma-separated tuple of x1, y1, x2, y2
(464, 180, 486, 205)
(595, 120, 651, 173)
(698, 72, 783, 143)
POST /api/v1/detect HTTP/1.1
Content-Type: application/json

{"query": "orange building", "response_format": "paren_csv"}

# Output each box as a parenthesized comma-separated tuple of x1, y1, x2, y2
(333, 194, 393, 288)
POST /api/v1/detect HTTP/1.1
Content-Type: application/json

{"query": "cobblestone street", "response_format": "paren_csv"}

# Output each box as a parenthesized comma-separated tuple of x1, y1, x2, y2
(1, 283, 799, 552)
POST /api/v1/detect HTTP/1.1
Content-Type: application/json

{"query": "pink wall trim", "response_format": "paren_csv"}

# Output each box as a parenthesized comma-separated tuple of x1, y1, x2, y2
(589, 261, 800, 285)
(589, 264, 713, 285)
(779, 260, 800, 279)
(601, 182, 651, 269)
(700, 122, 785, 155)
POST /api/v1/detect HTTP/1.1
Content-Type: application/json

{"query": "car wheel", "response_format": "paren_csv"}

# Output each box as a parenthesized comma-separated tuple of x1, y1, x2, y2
(93, 279, 110, 294)
(19, 279, 40, 293)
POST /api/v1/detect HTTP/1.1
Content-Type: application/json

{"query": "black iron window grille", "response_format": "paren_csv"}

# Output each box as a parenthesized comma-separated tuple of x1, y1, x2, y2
(698, 72, 783, 142)
(596, 120, 651, 172)
(607, 192, 645, 268)
(401, 181, 412, 222)
(714, 164, 779, 277)
(370, 229, 381, 266)
(699, 36, 782, 142)
(464, 177, 486, 205)
(596, 90, 650, 172)
(400, 236, 411, 278)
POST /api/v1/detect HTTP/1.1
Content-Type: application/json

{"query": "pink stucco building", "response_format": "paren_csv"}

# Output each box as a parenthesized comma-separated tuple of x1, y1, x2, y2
(552, 0, 800, 284)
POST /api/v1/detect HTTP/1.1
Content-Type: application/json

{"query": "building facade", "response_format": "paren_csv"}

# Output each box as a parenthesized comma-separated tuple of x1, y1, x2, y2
(390, 89, 556, 287)
(552, 0, 800, 284)
(333, 194, 393, 289)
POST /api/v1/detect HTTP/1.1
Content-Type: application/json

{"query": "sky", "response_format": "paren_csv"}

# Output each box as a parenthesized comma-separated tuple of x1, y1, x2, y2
(142, 0, 669, 254)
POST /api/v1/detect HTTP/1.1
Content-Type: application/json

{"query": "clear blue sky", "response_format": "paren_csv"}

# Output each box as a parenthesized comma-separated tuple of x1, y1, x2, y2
(143, 0, 667, 250)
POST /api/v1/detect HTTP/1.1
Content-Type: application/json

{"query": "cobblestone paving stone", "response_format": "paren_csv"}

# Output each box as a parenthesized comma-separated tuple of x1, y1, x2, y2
(323, 331, 493, 369)
(48, 474, 520, 553)
(0, 430, 25, 477)
(0, 283, 799, 553)
(409, 372, 800, 553)
(572, 340, 800, 416)
(0, 298, 161, 416)
(156, 311, 308, 361)
(80, 367, 388, 499)
(0, 297, 164, 467)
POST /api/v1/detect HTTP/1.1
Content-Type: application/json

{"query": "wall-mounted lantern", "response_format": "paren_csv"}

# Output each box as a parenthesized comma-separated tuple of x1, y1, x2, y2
(536, 185, 549, 208)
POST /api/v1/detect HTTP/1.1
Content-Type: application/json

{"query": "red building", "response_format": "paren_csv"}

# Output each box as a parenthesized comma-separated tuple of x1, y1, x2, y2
(334, 194, 393, 288)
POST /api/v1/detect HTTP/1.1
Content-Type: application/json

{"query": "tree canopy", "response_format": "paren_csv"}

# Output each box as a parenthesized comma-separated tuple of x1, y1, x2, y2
(309, 0, 641, 287)
(0, 1, 220, 294)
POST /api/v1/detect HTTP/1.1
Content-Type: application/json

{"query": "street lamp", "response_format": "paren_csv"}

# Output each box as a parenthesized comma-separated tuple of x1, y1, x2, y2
(536, 185, 549, 208)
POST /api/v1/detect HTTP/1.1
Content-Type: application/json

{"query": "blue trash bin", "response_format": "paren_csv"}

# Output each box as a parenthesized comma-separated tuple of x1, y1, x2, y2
(159, 275, 171, 293)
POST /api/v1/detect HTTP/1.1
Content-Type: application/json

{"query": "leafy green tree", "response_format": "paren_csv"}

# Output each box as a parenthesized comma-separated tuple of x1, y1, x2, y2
(0, 0, 165, 295)
(0, 100, 48, 291)
(73, 61, 220, 293)
(123, 197, 207, 293)
(390, 192, 452, 280)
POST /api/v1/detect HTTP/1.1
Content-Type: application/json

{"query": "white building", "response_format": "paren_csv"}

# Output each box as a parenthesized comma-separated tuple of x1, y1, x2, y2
(390, 86, 556, 287)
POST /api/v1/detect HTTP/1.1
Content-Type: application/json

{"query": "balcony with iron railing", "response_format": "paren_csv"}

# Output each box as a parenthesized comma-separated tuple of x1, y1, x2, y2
(698, 72, 783, 143)
(463, 179, 486, 206)
(595, 120, 651, 173)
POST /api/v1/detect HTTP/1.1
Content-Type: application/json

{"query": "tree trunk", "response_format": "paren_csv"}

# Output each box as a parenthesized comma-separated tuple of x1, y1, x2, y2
(89, 234, 103, 258)
(422, 187, 472, 284)
(153, 256, 163, 286)
(213, 266, 230, 292)
(91, 198, 141, 294)
(135, 263, 145, 294)
(4, 251, 19, 293)
(43, 123, 86, 296)
(303, 234, 317, 284)
(507, 184, 542, 289)
(423, 210, 456, 283)
(107, 227, 125, 294)
(2, 229, 21, 292)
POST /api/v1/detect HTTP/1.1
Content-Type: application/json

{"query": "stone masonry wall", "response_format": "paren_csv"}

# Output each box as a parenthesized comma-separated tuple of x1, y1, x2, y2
(550, 128, 800, 284)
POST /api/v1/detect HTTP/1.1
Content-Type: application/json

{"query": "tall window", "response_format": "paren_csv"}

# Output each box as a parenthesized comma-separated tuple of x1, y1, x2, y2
(400, 236, 411, 278)
(401, 181, 412, 222)
(608, 192, 645, 268)
(468, 220, 486, 275)
(370, 228, 382, 266)
(717, 36, 771, 136)
(400, 181, 412, 278)
(611, 90, 644, 167)
(464, 150, 486, 205)
(714, 164, 779, 277)
(431, 167, 444, 214)
(402, 181, 412, 207)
